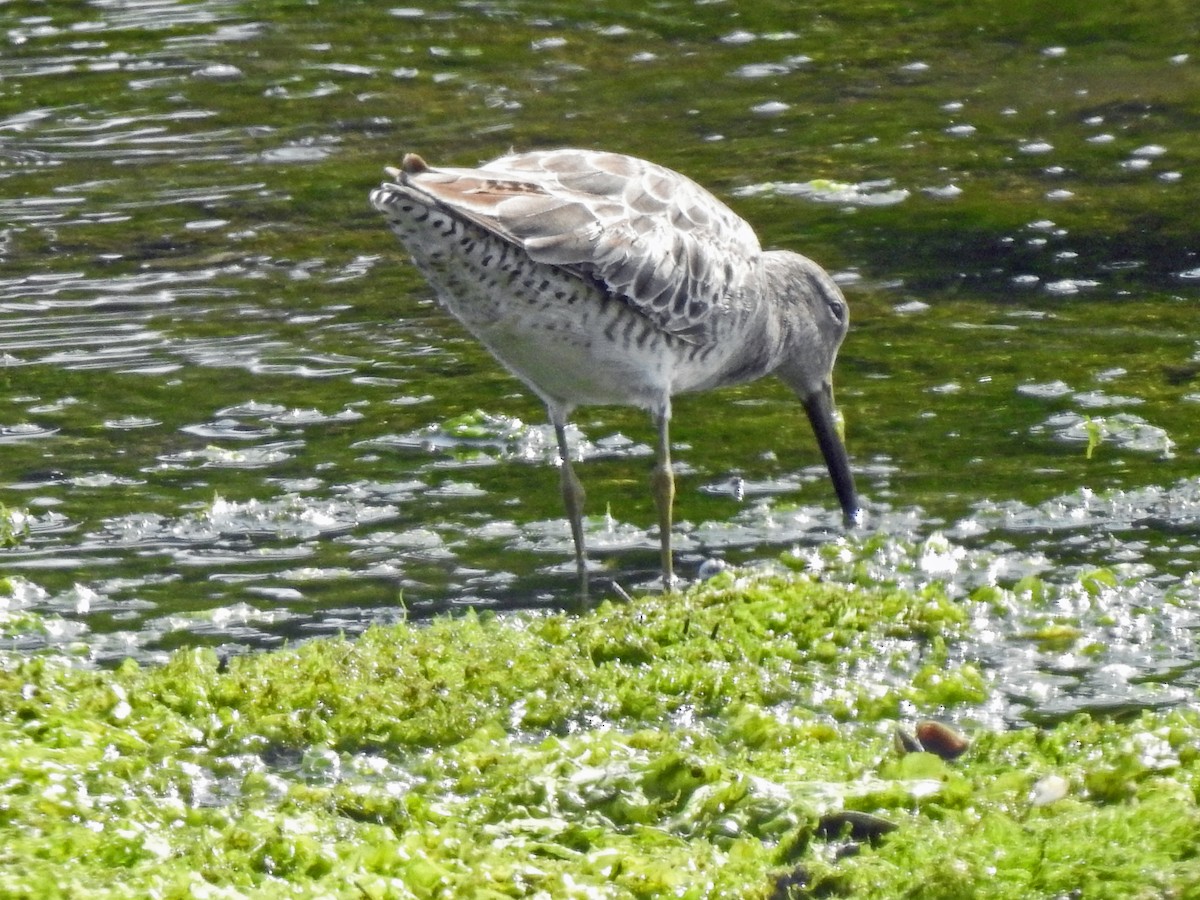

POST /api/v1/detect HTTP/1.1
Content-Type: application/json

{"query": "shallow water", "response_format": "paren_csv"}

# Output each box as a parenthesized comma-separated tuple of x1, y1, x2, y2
(1, 0, 1198, 724)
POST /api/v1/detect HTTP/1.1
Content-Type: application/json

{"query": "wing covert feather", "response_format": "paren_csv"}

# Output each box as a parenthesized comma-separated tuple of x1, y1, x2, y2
(401, 150, 761, 340)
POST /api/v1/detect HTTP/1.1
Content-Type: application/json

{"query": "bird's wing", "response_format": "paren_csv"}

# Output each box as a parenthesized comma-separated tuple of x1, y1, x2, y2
(395, 149, 761, 341)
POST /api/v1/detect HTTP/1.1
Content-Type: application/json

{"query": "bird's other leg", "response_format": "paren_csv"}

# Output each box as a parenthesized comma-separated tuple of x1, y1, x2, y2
(553, 419, 588, 604)
(650, 408, 677, 591)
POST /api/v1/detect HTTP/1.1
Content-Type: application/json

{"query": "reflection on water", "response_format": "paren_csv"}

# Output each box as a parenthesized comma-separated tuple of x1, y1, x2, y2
(0, 0, 1198, 725)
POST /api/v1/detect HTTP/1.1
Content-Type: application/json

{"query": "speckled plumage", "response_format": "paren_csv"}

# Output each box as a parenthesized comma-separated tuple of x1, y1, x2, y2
(370, 149, 858, 599)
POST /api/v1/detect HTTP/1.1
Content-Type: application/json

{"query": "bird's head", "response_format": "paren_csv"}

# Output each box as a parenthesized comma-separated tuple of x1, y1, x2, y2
(765, 251, 859, 527)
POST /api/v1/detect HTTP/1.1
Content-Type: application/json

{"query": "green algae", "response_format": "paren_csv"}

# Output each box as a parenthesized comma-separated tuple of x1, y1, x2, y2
(0, 507, 24, 550)
(2, 565, 1200, 898)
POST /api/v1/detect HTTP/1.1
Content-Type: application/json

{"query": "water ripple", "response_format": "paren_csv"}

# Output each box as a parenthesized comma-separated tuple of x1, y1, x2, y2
(0, 424, 59, 442)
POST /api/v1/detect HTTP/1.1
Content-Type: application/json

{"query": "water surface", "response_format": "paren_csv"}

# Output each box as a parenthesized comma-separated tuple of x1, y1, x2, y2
(1, 0, 1198, 724)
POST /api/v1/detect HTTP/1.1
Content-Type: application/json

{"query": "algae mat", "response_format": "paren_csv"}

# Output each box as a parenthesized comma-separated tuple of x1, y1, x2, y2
(3, 558, 1199, 898)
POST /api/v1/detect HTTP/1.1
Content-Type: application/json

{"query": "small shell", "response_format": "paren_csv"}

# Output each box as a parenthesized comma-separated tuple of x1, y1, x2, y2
(915, 720, 970, 760)
(894, 726, 923, 755)
(816, 810, 897, 844)
(1030, 774, 1070, 807)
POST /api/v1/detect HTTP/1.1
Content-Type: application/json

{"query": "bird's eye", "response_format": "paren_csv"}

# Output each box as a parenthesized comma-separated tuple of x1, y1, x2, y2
(828, 297, 847, 324)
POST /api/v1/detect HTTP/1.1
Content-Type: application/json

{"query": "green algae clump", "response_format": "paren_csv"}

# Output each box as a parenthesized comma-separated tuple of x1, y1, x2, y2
(2, 570, 1200, 898)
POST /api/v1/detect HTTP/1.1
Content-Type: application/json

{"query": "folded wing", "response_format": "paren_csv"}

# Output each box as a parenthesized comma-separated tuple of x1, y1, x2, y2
(395, 149, 761, 342)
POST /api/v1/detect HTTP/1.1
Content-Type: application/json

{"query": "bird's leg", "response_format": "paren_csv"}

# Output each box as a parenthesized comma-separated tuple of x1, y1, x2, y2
(650, 410, 677, 590)
(554, 421, 589, 604)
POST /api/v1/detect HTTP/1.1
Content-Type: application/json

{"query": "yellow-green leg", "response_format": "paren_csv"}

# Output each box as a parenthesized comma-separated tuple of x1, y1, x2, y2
(554, 422, 588, 604)
(650, 411, 676, 590)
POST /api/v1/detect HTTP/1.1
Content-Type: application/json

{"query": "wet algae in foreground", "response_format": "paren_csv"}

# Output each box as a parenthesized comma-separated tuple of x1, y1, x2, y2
(2, 567, 1200, 898)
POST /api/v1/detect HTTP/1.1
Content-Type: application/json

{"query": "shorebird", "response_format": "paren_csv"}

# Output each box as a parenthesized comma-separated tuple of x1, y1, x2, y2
(370, 149, 858, 600)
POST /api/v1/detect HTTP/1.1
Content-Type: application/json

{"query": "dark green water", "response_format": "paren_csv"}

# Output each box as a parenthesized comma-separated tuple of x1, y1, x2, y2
(1, 0, 1198, 721)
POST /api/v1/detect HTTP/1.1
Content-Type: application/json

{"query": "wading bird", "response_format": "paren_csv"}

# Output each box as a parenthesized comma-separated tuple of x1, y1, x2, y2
(370, 149, 858, 600)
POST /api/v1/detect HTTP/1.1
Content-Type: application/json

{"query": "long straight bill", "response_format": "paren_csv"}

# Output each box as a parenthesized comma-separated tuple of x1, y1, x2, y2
(802, 381, 860, 527)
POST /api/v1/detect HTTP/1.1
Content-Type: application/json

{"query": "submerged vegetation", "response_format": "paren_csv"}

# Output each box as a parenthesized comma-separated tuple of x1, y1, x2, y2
(0, 506, 26, 550)
(3, 552, 1200, 898)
